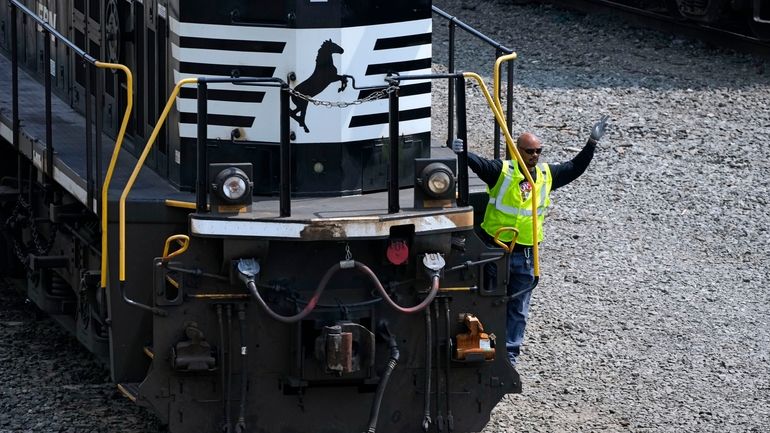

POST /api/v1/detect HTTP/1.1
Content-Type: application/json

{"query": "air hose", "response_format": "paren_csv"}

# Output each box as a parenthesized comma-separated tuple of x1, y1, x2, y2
(422, 307, 432, 432)
(235, 305, 248, 433)
(443, 297, 454, 432)
(354, 262, 440, 314)
(225, 305, 233, 432)
(237, 255, 444, 323)
(238, 259, 338, 323)
(366, 324, 400, 433)
(216, 305, 231, 433)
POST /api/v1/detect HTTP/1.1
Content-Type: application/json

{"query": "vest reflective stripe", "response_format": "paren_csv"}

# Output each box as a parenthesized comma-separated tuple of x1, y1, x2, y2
(488, 162, 548, 212)
(485, 198, 548, 217)
(481, 160, 552, 245)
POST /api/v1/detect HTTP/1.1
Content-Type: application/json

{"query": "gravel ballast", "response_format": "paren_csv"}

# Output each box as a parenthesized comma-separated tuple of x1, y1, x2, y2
(2, 1, 769, 432)
(431, 1, 769, 432)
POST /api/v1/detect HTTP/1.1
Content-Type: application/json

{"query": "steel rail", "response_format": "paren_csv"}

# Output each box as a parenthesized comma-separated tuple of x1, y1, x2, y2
(547, 0, 770, 56)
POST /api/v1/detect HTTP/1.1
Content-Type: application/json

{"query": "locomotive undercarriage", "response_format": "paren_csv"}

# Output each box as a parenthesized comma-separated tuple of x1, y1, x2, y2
(130, 210, 518, 433)
(0, 156, 189, 376)
(592, 0, 770, 38)
(0, 165, 110, 360)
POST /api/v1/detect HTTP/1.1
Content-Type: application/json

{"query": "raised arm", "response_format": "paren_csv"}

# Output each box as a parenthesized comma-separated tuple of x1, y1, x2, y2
(550, 116, 609, 190)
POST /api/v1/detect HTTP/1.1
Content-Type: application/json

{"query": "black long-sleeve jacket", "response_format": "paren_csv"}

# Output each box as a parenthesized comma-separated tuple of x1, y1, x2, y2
(467, 140, 596, 191)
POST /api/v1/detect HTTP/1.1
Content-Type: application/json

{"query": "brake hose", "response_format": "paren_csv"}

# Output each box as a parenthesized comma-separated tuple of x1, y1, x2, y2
(235, 305, 248, 433)
(422, 307, 432, 432)
(216, 306, 230, 433)
(444, 297, 454, 432)
(353, 262, 440, 314)
(225, 305, 233, 432)
(238, 258, 442, 322)
(366, 325, 400, 433)
(241, 261, 341, 323)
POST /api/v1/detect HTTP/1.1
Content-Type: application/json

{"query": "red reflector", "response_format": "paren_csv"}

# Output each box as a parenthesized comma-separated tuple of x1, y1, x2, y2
(386, 240, 409, 265)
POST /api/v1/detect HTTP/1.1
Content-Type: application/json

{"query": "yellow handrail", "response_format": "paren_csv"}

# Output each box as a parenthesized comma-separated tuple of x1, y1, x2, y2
(119, 77, 199, 281)
(493, 227, 519, 253)
(462, 71, 540, 277)
(493, 53, 517, 119)
(165, 199, 197, 210)
(162, 234, 190, 261)
(95, 61, 133, 289)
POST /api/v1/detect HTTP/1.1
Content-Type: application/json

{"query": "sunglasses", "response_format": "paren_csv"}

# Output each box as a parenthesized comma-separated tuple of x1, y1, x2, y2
(522, 148, 543, 155)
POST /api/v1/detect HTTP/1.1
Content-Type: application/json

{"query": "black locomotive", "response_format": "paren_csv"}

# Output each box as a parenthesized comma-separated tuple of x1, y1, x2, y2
(583, 0, 770, 39)
(0, 1, 522, 432)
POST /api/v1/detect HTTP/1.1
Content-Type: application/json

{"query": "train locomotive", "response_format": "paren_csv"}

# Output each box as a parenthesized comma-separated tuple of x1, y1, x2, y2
(579, 0, 770, 39)
(0, 1, 524, 432)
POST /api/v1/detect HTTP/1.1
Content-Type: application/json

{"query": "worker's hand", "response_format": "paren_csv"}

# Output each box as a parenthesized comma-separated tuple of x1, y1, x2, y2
(589, 115, 609, 143)
(452, 138, 465, 154)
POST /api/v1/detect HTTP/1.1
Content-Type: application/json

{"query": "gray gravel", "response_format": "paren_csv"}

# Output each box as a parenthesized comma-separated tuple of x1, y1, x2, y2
(431, 1, 770, 432)
(0, 283, 164, 433)
(3, 1, 770, 432)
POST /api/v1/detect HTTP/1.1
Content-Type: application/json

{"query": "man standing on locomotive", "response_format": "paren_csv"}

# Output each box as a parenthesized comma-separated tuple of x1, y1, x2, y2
(465, 116, 609, 370)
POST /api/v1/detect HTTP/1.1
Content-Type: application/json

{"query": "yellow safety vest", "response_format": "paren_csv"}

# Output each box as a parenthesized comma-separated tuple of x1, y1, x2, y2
(481, 160, 552, 245)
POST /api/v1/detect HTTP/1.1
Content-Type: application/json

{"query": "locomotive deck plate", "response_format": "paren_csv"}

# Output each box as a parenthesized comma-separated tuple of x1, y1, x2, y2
(0, 53, 189, 212)
(188, 144, 485, 239)
(190, 200, 475, 239)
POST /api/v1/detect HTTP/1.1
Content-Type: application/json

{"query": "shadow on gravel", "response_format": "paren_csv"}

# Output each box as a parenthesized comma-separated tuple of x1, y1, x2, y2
(0, 279, 166, 433)
(432, 1, 770, 90)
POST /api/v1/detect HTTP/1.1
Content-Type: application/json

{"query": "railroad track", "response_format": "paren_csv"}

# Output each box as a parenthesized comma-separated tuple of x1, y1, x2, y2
(546, 0, 770, 57)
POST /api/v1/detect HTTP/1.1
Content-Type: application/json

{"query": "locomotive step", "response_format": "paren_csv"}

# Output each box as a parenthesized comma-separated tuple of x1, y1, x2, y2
(117, 382, 140, 403)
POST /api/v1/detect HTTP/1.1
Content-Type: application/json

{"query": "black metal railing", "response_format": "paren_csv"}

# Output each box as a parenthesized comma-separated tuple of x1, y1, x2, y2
(10, 0, 101, 208)
(10, 2, 510, 219)
(391, 73, 470, 208)
(193, 74, 466, 216)
(192, 77, 291, 215)
(387, 80, 401, 213)
(432, 6, 515, 159)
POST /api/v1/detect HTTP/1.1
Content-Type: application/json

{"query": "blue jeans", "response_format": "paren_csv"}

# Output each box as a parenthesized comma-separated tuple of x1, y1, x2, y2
(506, 250, 535, 365)
(486, 249, 535, 365)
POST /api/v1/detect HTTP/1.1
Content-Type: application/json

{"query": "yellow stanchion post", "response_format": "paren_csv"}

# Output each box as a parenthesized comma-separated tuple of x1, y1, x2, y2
(463, 71, 540, 277)
(94, 61, 133, 289)
(118, 78, 198, 282)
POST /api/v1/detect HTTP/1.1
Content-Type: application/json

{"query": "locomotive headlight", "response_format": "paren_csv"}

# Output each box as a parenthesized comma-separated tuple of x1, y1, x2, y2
(221, 172, 248, 201)
(414, 158, 457, 208)
(214, 167, 251, 203)
(419, 162, 455, 198)
(209, 163, 254, 212)
(426, 169, 452, 195)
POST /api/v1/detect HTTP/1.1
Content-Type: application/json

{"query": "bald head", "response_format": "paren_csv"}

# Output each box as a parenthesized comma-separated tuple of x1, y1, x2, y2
(516, 132, 543, 169)
(517, 132, 541, 148)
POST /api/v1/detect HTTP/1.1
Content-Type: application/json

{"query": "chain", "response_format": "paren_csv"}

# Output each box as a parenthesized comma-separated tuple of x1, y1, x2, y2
(78, 273, 90, 329)
(4, 195, 59, 274)
(11, 235, 31, 273)
(19, 196, 58, 255)
(287, 84, 397, 109)
(6, 200, 31, 272)
(344, 243, 352, 261)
